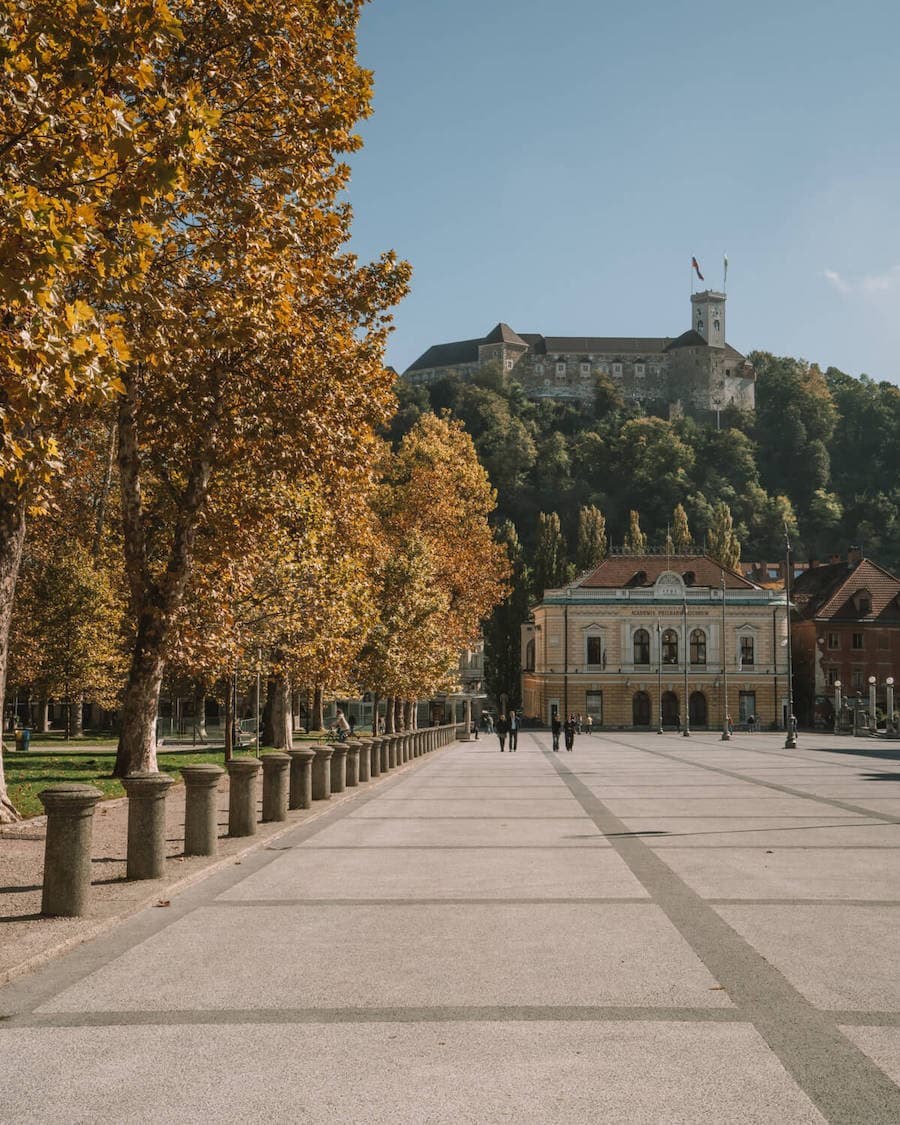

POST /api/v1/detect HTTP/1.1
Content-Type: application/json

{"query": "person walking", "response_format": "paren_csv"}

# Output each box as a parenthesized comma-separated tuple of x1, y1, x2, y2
(585, 714, 593, 735)
(564, 713, 577, 752)
(508, 709, 519, 752)
(551, 712, 562, 752)
(496, 713, 508, 752)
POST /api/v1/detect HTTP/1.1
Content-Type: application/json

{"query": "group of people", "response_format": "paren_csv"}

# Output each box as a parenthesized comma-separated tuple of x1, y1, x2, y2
(495, 709, 520, 751)
(550, 712, 580, 752)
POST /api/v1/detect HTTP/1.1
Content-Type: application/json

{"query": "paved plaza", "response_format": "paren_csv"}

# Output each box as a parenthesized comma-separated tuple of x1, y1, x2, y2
(4, 730, 900, 1122)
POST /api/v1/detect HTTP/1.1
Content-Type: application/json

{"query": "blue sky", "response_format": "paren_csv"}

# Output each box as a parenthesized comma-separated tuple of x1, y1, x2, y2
(348, 0, 900, 384)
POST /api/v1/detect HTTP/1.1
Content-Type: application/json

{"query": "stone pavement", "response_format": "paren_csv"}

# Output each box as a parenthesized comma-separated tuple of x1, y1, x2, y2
(4, 729, 900, 1123)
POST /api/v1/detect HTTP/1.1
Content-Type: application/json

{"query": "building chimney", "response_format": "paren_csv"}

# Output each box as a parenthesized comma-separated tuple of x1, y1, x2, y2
(847, 546, 863, 565)
(829, 554, 841, 565)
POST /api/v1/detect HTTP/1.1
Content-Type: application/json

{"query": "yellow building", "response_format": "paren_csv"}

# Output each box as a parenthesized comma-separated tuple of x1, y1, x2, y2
(521, 553, 790, 731)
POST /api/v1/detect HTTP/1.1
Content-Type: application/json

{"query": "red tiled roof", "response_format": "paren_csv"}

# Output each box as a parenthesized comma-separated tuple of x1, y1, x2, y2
(575, 554, 758, 590)
(803, 558, 900, 622)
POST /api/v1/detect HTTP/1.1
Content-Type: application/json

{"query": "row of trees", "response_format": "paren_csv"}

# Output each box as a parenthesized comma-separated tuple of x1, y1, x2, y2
(0, 2, 508, 820)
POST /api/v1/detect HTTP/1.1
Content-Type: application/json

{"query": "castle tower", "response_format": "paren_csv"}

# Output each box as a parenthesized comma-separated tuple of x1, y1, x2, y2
(690, 290, 726, 348)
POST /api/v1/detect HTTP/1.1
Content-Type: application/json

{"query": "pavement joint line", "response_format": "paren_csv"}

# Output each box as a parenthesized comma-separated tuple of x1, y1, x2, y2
(534, 731, 900, 1124)
(702, 899, 900, 907)
(4, 1004, 748, 1029)
(207, 896, 652, 907)
(0, 740, 453, 1009)
(594, 735, 900, 825)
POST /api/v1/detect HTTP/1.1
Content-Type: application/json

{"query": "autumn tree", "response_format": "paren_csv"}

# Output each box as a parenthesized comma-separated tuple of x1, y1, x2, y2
(707, 501, 741, 571)
(533, 512, 568, 596)
(108, 1, 409, 777)
(575, 505, 607, 573)
(672, 504, 693, 552)
(0, 0, 209, 817)
(483, 521, 531, 711)
(623, 510, 647, 555)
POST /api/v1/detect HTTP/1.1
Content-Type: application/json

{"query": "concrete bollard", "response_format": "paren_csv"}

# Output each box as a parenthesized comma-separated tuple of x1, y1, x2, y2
(182, 764, 225, 857)
(399, 733, 409, 763)
(261, 752, 291, 822)
(369, 736, 382, 777)
(357, 738, 373, 783)
(288, 748, 316, 810)
(379, 736, 390, 774)
(389, 735, 400, 769)
(345, 740, 362, 786)
(312, 745, 334, 800)
(227, 757, 262, 837)
(123, 772, 175, 880)
(38, 784, 103, 917)
(330, 743, 348, 793)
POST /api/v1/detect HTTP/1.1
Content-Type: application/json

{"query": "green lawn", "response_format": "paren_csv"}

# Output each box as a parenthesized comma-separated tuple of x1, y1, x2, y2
(5, 749, 232, 818)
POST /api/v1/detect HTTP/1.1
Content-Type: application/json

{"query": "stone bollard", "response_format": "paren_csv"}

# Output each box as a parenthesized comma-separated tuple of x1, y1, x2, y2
(38, 784, 103, 917)
(369, 737, 382, 777)
(123, 772, 175, 880)
(357, 738, 373, 783)
(379, 736, 390, 774)
(345, 740, 362, 787)
(413, 732, 421, 758)
(389, 734, 400, 768)
(227, 757, 262, 837)
(330, 743, 349, 793)
(399, 733, 409, 763)
(182, 764, 225, 857)
(261, 752, 291, 822)
(312, 745, 334, 800)
(288, 748, 316, 810)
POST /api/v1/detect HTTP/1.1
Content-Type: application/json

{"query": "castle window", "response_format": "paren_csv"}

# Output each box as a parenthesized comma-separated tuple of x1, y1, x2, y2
(612, 363, 623, 377)
(714, 319, 720, 332)
(556, 362, 566, 376)
(534, 364, 543, 376)
(580, 362, 591, 376)
(635, 364, 645, 378)
(505, 359, 513, 371)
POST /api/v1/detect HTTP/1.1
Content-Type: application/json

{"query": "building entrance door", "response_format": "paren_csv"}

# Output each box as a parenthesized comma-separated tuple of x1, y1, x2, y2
(632, 691, 651, 727)
(689, 691, 707, 727)
(662, 691, 680, 727)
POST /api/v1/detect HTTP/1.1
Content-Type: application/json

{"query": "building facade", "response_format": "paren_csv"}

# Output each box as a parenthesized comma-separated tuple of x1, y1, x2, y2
(521, 554, 788, 730)
(791, 552, 900, 727)
(404, 291, 755, 419)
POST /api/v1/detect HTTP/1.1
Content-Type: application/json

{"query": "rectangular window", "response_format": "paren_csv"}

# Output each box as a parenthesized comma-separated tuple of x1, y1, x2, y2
(556, 362, 566, 376)
(634, 364, 645, 377)
(585, 691, 603, 724)
(852, 632, 864, 650)
(827, 668, 839, 686)
(767, 567, 779, 579)
(580, 362, 591, 376)
(612, 363, 623, 377)
(738, 691, 756, 722)
(586, 636, 603, 665)
(740, 635, 755, 666)
(534, 363, 543, 376)
(555, 370, 567, 384)
(827, 632, 839, 649)
(504, 359, 513, 371)
(852, 669, 863, 689)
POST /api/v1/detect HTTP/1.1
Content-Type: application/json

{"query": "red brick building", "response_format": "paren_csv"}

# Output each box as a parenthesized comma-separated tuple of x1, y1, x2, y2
(792, 552, 900, 727)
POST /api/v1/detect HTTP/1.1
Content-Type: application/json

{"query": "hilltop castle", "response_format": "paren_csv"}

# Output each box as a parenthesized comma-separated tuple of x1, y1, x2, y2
(403, 290, 756, 418)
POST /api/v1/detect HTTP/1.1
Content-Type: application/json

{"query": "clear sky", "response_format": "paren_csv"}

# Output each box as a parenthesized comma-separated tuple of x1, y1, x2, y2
(347, 0, 900, 384)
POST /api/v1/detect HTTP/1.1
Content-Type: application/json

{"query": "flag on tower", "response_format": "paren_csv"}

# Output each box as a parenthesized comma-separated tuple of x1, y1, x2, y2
(692, 256, 704, 281)
(724, 253, 728, 285)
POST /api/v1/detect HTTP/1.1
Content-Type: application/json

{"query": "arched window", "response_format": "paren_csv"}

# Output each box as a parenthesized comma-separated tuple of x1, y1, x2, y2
(524, 638, 535, 671)
(690, 628, 707, 665)
(662, 628, 678, 664)
(633, 628, 650, 665)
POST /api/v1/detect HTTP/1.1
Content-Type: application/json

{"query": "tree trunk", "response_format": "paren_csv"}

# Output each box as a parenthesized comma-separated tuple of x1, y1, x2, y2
(395, 698, 403, 732)
(403, 700, 413, 731)
(39, 698, 50, 733)
(69, 693, 84, 738)
(224, 679, 235, 761)
(312, 684, 324, 731)
(0, 486, 27, 822)
(113, 611, 166, 777)
(193, 679, 207, 743)
(261, 677, 277, 746)
(384, 696, 395, 734)
(276, 673, 293, 751)
(372, 692, 381, 734)
(91, 418, 117, 555)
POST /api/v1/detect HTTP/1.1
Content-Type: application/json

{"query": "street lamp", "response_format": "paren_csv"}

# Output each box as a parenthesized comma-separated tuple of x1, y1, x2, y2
(833, 680, 841, 736)
(720, 572, 730, 741)
(869, 675, 877, 734)
(656, 620, 663, 734)
(784, 526, 797, 749)
(887, 677, 895, 734)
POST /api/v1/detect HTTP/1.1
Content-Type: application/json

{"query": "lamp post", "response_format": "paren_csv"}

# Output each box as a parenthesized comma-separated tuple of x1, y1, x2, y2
(833, 680, 842, 736)
(887, 677, 895, 735)
(720, 572, 730, 741)
(869, 675, 877, 734)
(656, 620, 663, 734)
(682, 595, 690, 737)
(784, 527, 797, 749)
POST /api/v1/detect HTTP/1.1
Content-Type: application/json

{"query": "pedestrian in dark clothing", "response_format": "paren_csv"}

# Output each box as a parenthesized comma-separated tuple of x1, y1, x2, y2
(564, 714, 576, 752)
(551, 713, 561, 751)
(508, 709, 519, 751)
(496, 714, 508, 751)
